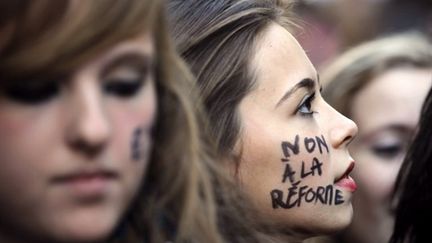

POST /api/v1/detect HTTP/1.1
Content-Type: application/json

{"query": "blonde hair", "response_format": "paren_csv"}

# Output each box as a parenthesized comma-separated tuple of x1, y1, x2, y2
(0, 1, 225, 243)
(322, 32, 432, 116)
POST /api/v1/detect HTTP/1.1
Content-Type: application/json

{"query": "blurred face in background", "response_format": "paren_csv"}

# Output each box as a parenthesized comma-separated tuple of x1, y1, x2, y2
(0, 34, 157, 242)
(346, 66, 432, 243)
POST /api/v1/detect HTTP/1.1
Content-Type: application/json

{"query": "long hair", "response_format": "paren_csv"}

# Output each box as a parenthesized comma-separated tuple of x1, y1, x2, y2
(167, 1, 300, 242)
(0, 1, 224, 243)
(389, 86, 432, 243)
(168, 0, 296, 161)
(322, 32, 432, 117)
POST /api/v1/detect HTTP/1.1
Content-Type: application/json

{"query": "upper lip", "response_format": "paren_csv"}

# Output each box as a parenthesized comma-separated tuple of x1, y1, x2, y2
(51, 167, 119, 183)
(335, 161, 355, 183)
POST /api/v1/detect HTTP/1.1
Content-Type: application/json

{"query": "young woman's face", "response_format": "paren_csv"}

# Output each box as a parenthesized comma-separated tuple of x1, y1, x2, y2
(345, 67, 432, 243)
(235, 23, 358, 238)
(0, 34, 157, 242)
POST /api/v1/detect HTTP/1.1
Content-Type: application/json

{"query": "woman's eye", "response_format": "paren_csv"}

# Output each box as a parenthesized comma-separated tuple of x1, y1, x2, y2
(371, 143, 404, 159)
(103, 77, 145, 98)
(103, 64, 148, 99)
(1, 82, 59, 104)
(297, 92, 315, 116)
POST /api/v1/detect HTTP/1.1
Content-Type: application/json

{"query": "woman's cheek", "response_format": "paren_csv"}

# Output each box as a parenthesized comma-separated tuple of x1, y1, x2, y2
(270, 133, 343, 210)
(109, 84, 158, 165)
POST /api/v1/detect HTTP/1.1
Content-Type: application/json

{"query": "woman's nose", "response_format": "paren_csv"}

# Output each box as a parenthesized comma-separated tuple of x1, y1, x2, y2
(65, 79, 111, 156)
(329, 107, 358, 149)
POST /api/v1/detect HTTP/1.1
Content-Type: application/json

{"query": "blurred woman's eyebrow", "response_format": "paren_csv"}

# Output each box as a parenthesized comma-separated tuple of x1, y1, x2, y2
(101, 52, 153, 76)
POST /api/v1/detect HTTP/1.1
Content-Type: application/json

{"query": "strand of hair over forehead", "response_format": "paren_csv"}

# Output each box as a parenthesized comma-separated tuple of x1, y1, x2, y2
(171, 0, 296, 89)
(171, 0, 294, 53)
(0, 0, 159, 76)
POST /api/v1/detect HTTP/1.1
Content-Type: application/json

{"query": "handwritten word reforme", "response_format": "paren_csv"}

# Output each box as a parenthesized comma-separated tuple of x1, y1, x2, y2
(270, 184, 344, 209)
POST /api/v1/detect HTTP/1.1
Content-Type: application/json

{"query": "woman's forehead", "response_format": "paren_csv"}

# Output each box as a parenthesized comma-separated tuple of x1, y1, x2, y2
(251, 23, 317, 91)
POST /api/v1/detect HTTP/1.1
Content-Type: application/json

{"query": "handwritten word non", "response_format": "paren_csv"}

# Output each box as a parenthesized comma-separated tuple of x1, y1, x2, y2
(281, 135, 329, 159)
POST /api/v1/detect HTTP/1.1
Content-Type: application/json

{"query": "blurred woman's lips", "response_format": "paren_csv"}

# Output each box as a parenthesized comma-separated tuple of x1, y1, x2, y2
(51, 169, 119, 200)
(335, 162, 357, 192)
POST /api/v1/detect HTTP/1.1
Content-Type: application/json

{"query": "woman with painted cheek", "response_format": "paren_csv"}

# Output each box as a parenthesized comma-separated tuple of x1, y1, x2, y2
(168, 0, 358, 241)
(0, 23, 154, 243)
(314, 32, 432, 243)
(0, 1, 235, 243)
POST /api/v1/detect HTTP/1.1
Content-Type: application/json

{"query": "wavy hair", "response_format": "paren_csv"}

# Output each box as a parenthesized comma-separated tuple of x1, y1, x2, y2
(168, 0, 301, 242)
(322, 32, 432, 117)
(0, 1, 224, 242)
(168, 0, 296, 163)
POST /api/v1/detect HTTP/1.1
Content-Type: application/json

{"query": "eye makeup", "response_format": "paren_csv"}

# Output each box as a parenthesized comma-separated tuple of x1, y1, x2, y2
(0, 52, 154, 105)
(296, 91, 316, 117)
(101, 52, 153, 99)
(371, 142, 404, 159)
(103, 75, 145, 98)
(1, 79, 61, 105)
(364, 126, 413, 160)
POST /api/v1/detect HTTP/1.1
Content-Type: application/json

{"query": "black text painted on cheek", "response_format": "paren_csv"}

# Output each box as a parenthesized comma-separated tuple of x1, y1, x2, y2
(281, 134, 329, 160)
(131, 127, 143, 161)
(270, 184, 344, 209)
(271, 134, 344, 209)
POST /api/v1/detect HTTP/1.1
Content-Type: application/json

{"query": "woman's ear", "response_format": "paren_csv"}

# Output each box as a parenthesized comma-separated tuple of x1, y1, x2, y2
(220, 155, 237, 179)
(221, 138, 244, 181)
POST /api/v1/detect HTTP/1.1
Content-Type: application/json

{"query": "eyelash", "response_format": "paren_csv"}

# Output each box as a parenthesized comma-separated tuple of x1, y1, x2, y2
(371, 141, 406, 160)
(1, 81, 60, 105)
(103, 76, 145, 98)
(2, 75, 146, 105)
(297, 92, 316, 117)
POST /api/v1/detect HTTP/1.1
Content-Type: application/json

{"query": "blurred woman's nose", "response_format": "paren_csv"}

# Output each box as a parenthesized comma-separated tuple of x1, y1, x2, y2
(328, 106, 358, 149)
(65, 77, 111, 156)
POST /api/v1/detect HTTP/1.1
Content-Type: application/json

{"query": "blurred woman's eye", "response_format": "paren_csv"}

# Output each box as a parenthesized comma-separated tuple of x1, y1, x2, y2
(1, 82, 59, 104)
(371, 143, 405, 160)
(103, 67, 147, 98)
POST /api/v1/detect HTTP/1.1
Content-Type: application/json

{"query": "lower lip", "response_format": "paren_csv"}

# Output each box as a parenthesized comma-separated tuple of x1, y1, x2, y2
(335, 176, 357, 192)
(56, 175, 115, 199)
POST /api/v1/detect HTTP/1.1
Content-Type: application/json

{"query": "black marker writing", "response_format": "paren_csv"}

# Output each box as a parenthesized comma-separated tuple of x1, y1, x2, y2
(131, 127, 143, 161)
(272, 134, 343, 210)
(270, 185, 344, 209)
(282, 157, 324, 183)
(282, 163, 298, 185)
(281, 134, 330, 159)
(316, 135, 329, 154)
(300, 157, 323, 178)
(304, 137, 316, 153)
(281, 135, 300, 158)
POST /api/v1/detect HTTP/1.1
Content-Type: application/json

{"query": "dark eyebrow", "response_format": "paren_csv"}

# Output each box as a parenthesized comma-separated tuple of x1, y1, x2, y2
(275, 78, 316, 108)
(101, 52, 153, 77)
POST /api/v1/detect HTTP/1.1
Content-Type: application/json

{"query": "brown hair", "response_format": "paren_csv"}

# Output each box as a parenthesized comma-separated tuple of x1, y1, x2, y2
(167, 1, 302, 242)
(0, 1, 224, 243)
(322, 32, 432, 117)
(168, 0, 296, 162)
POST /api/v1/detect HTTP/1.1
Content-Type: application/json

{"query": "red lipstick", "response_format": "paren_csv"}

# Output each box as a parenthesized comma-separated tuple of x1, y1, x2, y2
(335, 162, 357, 192)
